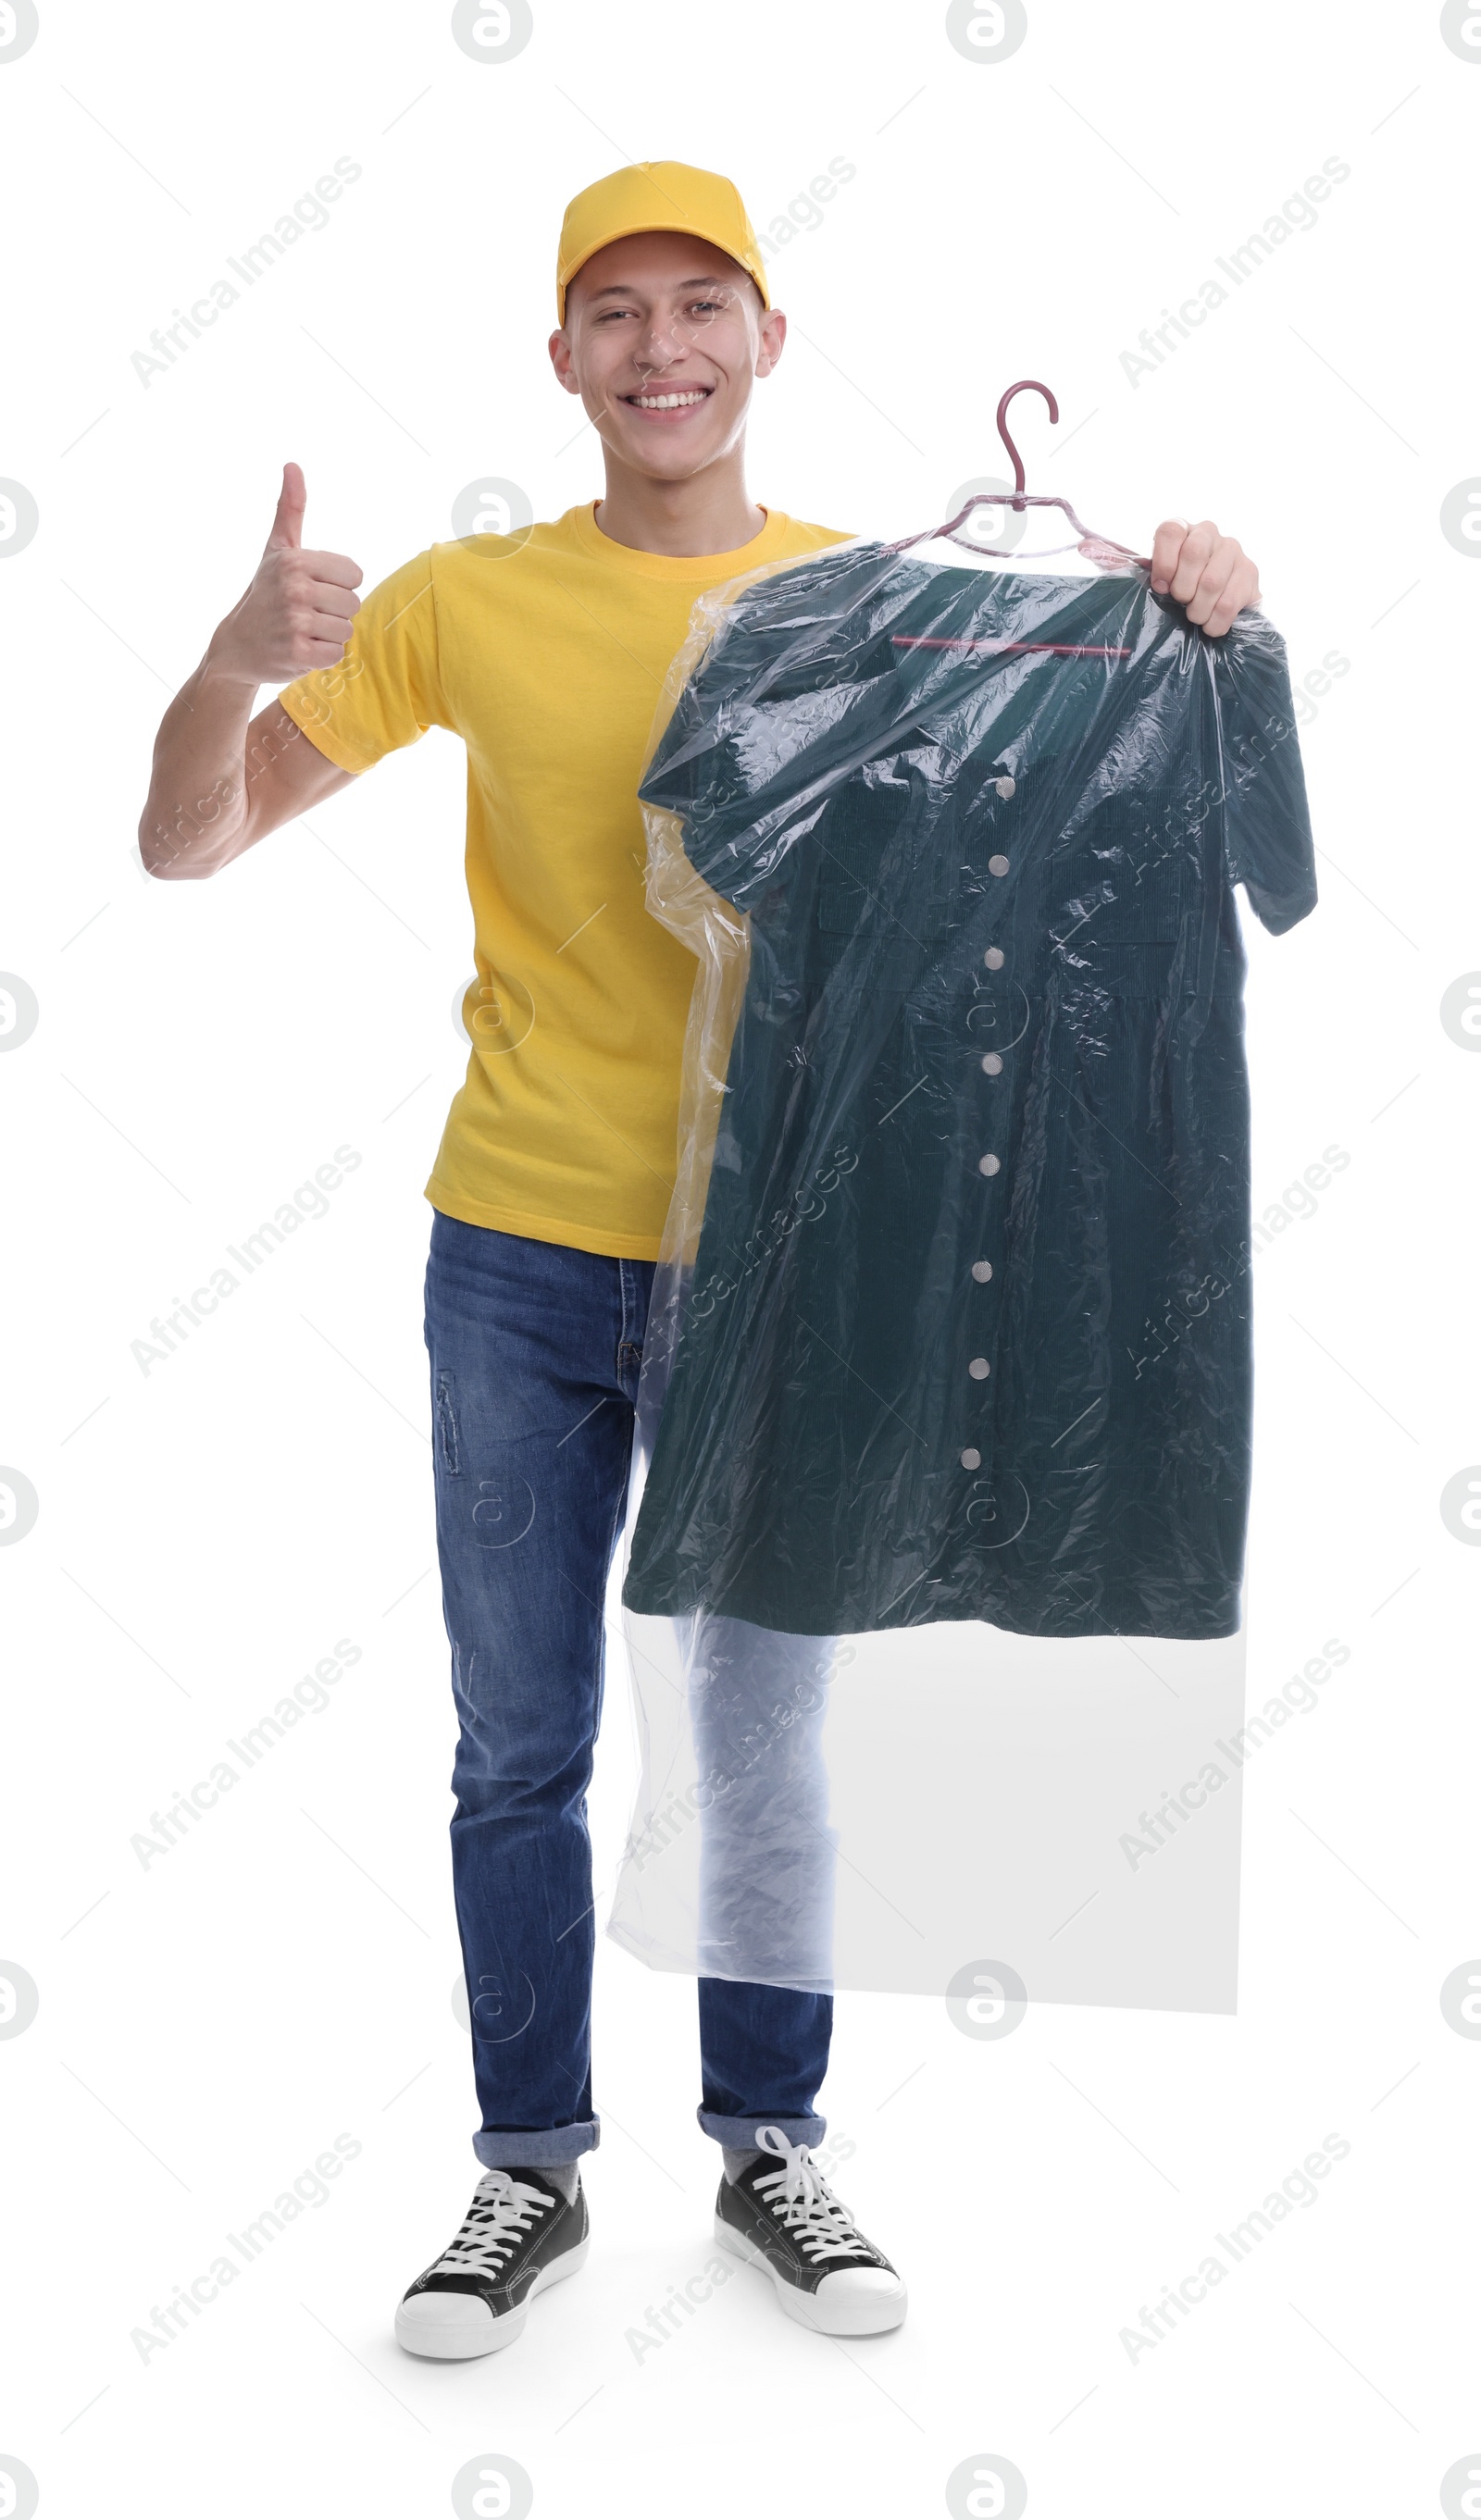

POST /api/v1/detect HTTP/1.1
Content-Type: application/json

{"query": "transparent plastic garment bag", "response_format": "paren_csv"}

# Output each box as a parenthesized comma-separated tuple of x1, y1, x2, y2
(606, 508, 1316, 2012)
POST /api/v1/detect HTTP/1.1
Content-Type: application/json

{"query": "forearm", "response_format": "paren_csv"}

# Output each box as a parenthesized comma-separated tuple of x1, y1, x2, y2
(138, 640, 264, 879)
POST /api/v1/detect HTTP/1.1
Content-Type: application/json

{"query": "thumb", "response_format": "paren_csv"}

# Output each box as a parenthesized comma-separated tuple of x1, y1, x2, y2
(265, 461, 305, 553)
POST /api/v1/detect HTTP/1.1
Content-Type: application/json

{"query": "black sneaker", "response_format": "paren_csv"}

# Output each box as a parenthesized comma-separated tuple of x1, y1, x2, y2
(715, 2127, 906, 2335)
(395, 2166, 590, 2359)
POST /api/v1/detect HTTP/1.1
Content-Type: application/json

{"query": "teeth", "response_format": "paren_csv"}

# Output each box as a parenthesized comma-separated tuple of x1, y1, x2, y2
(630, 390, 708, 409)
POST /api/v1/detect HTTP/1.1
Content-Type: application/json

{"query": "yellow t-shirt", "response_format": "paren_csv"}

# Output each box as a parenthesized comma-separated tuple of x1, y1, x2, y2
(278, 500, 851, 1260)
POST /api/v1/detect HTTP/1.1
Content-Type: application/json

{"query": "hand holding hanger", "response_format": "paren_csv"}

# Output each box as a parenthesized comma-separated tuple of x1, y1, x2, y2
(1148, 513, 1262, 639)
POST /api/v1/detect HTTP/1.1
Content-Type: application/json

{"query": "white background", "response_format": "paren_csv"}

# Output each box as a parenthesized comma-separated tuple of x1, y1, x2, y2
(1, 1, 1476, 2514)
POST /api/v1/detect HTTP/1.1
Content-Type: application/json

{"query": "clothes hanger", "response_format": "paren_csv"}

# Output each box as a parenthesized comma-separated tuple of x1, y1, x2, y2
(886, 379, 1148, 658)
(889, 379, 1152, 568)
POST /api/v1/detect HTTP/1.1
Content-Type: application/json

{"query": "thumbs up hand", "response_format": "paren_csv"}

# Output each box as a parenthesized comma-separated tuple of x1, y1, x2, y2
(207, 463, 364, 686)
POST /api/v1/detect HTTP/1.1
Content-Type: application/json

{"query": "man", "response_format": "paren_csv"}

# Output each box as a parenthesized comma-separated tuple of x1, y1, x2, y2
(138, 159, 1263, 2356)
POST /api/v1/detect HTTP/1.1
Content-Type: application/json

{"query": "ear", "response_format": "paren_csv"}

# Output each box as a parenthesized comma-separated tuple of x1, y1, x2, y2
(548, 328, 583, 394)
(753, 306, 788, 380)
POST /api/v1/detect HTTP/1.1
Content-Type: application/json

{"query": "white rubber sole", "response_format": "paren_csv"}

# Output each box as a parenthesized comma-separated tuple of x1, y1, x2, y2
(715, 2216, 907, 2336)
(394, 2235, 591, 2360)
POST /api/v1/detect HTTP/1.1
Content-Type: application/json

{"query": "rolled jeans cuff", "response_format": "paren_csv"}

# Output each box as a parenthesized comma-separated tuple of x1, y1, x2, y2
(696, 2104, 827, 2152)
(474, 2115, 600, 2169)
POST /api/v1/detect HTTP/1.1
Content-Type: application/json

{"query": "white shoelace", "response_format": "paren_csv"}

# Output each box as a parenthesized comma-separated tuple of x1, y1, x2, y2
(429, 2171, 554, 2277)
(749, 2125, 876, 2265)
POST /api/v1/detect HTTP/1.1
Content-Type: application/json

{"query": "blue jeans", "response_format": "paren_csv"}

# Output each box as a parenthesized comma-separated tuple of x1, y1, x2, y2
(424, 1210, 832, 2169)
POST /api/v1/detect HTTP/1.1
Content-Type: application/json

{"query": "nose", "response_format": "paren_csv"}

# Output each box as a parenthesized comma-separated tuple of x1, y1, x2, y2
(631, 307, 700, 376)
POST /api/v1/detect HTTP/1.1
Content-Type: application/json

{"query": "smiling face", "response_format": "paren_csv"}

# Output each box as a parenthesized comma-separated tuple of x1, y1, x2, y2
(550, 229, 786, 482)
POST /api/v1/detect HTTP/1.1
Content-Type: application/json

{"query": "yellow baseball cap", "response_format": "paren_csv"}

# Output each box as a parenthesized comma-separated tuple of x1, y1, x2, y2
(555, 160, 770, 325)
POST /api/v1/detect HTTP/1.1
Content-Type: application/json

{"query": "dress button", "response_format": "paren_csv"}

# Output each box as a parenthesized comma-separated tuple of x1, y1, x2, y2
(978, 1152, 1001, 1176)
(968, 1357, 990, 1380)
(983, 947, 1005, 970)
(988, 854, 1010, 877)
(995, 776, 1016, 801)
(961, 1447, 982, 1470)
(971, 1260, 993, 1282)
(980, 1052, 1002, 1075)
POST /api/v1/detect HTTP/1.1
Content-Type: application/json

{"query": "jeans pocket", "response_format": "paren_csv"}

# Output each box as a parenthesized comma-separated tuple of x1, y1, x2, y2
(435, 1370, 460, 1475)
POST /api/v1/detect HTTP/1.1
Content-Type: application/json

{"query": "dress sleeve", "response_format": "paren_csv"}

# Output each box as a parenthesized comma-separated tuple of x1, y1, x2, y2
(1206, 608, 1318, 936)
(637, 611, 816, 910)
(637, 546, 908, 910)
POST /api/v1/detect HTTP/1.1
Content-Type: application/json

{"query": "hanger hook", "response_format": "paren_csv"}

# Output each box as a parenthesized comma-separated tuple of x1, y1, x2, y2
(995, 379, 1059, 497)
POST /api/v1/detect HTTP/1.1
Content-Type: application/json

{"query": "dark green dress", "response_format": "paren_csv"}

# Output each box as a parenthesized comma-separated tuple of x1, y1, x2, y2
(621, 544, 1316, 1640)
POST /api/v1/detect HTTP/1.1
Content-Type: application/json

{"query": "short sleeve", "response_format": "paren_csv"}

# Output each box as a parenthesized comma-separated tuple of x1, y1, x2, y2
(278, 546, 447, 775)
(1207, 609, 1317, 936)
